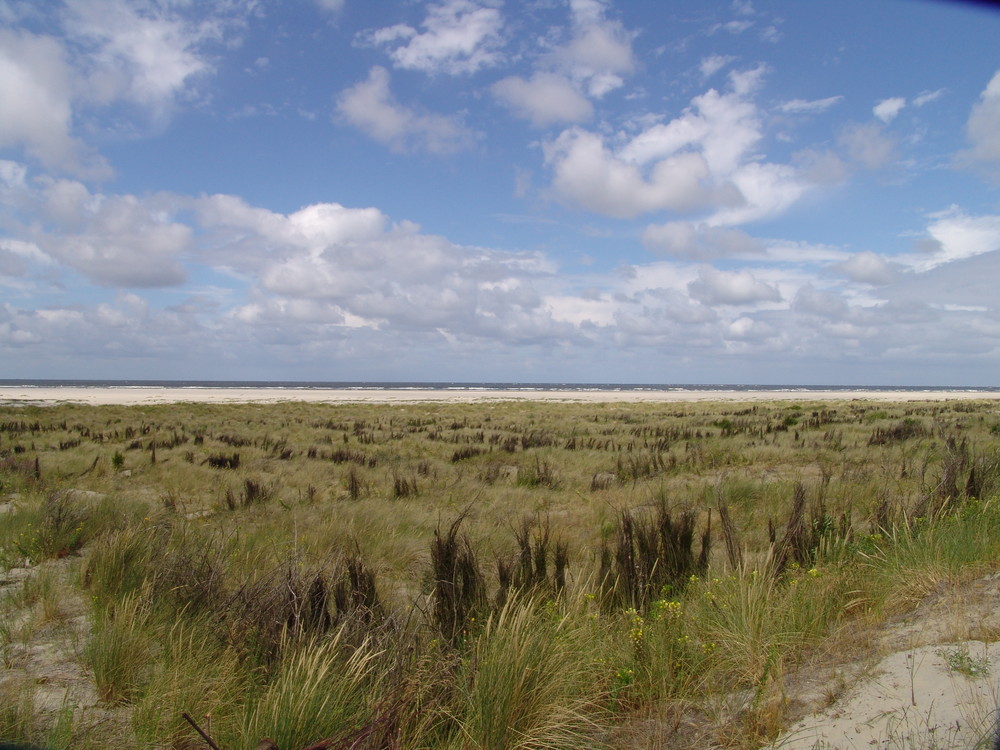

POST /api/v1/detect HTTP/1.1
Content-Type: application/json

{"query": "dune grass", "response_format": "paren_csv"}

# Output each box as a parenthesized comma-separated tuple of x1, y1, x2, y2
(1, 397, 999, 748)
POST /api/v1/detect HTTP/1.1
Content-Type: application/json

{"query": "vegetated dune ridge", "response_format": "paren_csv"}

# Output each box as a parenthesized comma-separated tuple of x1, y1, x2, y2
(3, 391, 1000, 749)
(2, 385, 999, 406)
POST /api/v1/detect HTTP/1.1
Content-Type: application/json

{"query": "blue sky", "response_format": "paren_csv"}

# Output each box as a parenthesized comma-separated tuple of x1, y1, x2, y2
(1, 0, 999, 385)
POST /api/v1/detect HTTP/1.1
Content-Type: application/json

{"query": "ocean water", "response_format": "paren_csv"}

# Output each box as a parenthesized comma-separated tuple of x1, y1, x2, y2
(1, 379, 997, 393)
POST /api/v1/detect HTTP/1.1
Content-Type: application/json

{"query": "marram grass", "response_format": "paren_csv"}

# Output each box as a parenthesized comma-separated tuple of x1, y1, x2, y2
(1, 398, 1000, 748)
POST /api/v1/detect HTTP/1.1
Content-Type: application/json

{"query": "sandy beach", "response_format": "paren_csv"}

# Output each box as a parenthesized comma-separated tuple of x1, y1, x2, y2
(2, 386, 999, 406)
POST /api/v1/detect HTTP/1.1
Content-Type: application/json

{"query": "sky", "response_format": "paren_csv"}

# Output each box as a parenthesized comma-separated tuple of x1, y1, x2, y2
(1, 0, 999, 386)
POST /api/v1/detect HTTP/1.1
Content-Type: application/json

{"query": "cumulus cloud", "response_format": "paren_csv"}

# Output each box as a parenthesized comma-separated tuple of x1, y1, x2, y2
(642, 222, 761, 259)
(558, 0, 635, 77)
(792, 284, 849, 318)
(488, 0, 636, 127)
(834, 251, 896, 285)
(709, 162, 806, 226)
(33, 182, 190, 287)
(620, 76, 764, 174)
(492, 73, 593, 126)
(544, 129, 719, 218)
(959, 70, 1000, 179)
(0, 28, 110, 178)
(4, 172, 999, 381)
(908, 207, 1000, 271)
(544, 66, 810, 225)
(195, 192, 561, 338)
(0, 162, 196, 288)
(687, 266, 781, 306)
(336, 66, 476, 154)
(0, 1, 249, 176)
(364, 0, 504, 76)
(873, 97, 906, 123)
(881, 248, 1000, 313)
(0, 238, 51, 280)
(63, 0, 214, 114)
(542, 0, 635, 98)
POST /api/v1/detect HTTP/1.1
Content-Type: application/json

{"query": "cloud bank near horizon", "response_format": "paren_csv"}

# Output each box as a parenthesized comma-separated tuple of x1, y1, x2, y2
(1, 0, 999, 384)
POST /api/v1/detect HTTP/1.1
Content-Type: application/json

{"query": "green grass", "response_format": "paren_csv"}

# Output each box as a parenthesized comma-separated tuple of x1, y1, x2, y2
(234, 629, 385, 750)
(448, 594, 609, 750)
(1, 397, 1000, 748)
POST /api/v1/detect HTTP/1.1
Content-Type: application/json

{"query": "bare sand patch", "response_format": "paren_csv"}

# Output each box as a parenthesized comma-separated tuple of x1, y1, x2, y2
(767, 572, 1000, 750)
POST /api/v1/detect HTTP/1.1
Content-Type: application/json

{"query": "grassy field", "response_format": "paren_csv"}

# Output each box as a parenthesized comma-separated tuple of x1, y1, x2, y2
(1, 397, 1000, 749)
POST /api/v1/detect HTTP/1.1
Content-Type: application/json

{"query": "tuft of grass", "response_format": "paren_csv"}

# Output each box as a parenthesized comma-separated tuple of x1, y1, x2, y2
(0, 679, 37, 745)
(85, 589, 157, 704)
(235, 629, 385, 750)
(131, 620, 248, 748)
(449, 594, 608, 750)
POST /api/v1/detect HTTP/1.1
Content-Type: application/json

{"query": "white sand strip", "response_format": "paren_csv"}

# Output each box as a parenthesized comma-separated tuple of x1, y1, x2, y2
(1, 387, 998, 406)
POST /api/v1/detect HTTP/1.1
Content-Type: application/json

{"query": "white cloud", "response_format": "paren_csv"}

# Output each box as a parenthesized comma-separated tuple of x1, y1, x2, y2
(559, 22, 633, 77)
(959, 70, 1000, 179)
(709, 162, 806, 226)
(42, 192, 190, 287)
(546, 68, 812, 225)
(618, 114, 711, 166)
(759, 25, 782, 44)
(488, 0, 635, 132)
(833, 251, 896, 285)
(195, 192, 564, 339)
(687, 266, 781, 306)
(0, 238, 51, 280)
(906, 207, 1000, 271)
(64, 0, 213, 112)
(365, 0, 504, 76)
(838, 121, 898, 169)
(0, 1, 251, 176)
(873, 97, 906, 123)
(882, 248, 1000, 313)
(913, 89, 944, 107)
(492, 73, 593, 126)
(792, 284, 849, 319)
(3, 177, 191, 288)
(728, 64, 767, 97)
(0, 163, 196, 288)
(336, 66, 476, 154)
(725, 316, 775, 342)
(620, 75, 763, 175)
(699, 54, 734, 79)
(555, 0, 635, 97)
(778, 96, 843, 114)
(0, 28, 110, 178)
(642, 222, 761, 259)
(544, 129, 717, 219)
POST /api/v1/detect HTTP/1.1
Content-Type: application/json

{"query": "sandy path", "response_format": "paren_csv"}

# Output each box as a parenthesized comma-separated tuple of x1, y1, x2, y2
(769, 572, 1000, 749)
(2, 386, 999, 406)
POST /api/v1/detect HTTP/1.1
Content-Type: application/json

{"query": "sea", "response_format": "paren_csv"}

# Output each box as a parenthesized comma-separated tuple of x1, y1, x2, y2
(1, 379, 997, 394)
